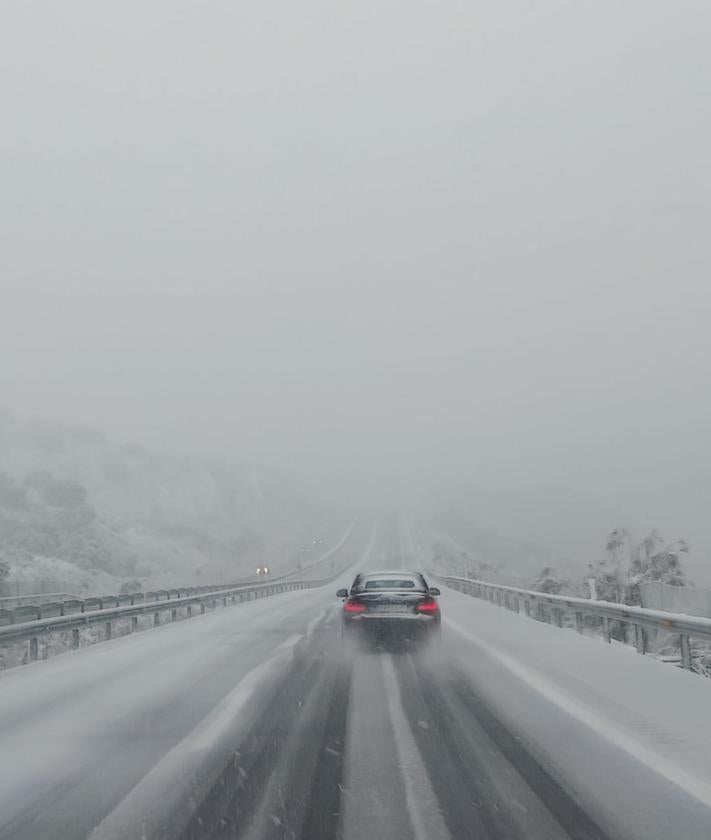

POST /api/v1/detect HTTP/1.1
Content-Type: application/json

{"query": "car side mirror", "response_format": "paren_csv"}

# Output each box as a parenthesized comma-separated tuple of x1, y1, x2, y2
(429, 587, 441, 596)
(336, 589, 348, 598)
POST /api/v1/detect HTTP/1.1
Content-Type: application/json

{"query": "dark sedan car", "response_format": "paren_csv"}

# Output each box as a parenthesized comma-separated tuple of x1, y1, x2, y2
(336, 571, 441, 646)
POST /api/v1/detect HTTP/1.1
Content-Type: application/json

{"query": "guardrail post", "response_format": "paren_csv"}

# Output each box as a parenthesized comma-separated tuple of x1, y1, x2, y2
(72, 628, 80, 649)
(223, 597, 228, 607)
(131, 616, 138, 632)
(680, 634, 692, 669)
(105, 622, 112, 640)
(513, 597, 520, 613)
(634, 624, 647, 654)
(575, 613, 584, 634)
(524, 599, 531, 616)
(29, 637, 38, 661)
(187, 605, 192, 618)
(200, 602, 206, 615)
(603, 617, 612, 643)
(154, 613, 160, 627)
(553, 608, 563, 628)
(171, 608, 177, 622)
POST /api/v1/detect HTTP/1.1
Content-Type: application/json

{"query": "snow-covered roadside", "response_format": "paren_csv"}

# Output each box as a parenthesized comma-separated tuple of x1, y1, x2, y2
(440, 587, 711, 839)
(88, 626, 320, 840)
(0, 529, 376, 839)
(0, 584, 339, 837)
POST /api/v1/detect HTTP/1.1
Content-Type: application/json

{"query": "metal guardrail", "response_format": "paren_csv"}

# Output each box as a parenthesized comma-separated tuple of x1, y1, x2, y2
(0, 581, 275, 628)
(0, 581, 298, 661)
(0, 569, 344, 661)
(0, 521, 362, 666)
(0, 592, 81, 609)
(0, 568, 352, 664)
(0, 520, 360, 619)
(437, 574, 711, 671)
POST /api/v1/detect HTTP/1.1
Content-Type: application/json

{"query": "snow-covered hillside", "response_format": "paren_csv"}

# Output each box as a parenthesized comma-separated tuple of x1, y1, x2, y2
(0, 408, 338, 596)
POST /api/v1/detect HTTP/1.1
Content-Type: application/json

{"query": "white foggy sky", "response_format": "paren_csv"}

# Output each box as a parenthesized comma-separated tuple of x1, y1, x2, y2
(1, 2, 710, 562)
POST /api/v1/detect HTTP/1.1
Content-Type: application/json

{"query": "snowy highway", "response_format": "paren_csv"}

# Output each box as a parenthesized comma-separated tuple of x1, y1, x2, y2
(5, 2, 710, 837)
(1, 522, 710, 840)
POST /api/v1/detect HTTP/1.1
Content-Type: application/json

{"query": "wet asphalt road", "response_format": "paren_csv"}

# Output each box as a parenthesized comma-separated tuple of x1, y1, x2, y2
(180, 613, 612, 840)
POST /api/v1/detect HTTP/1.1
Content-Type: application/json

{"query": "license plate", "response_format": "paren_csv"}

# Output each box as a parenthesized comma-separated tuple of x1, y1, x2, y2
(372, 604, 408, 613)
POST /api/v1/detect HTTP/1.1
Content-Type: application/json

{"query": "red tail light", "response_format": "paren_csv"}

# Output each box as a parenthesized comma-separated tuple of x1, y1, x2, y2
(416, 598, 439, 614)
(343, 599, 367, 614)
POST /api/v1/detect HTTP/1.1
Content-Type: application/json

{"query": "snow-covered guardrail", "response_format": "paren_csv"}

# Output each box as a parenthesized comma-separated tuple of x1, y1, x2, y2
(0, 520, 361, 630)
(0, 521, 364, 667)
(0, 568, 351, 665)
(437, 574, 711, 671)
(0, 580, 305, 662)
(0, 592, 81, 608)
(0, 581, 280, 629)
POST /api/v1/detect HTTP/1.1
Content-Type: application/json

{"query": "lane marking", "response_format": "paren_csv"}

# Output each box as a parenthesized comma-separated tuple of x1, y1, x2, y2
(446, 617, 711, 811)
(189, 633, 302, 752)
(381, 655, 452, 840)
(89, 633, 304, 840)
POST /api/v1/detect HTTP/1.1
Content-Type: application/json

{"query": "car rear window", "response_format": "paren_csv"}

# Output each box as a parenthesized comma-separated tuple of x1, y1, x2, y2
(363, 578, 420, 590)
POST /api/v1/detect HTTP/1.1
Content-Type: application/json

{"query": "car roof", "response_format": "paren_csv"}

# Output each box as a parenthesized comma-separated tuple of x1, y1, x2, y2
(353, 571, 427, 588)
(359, 570, 423, 578)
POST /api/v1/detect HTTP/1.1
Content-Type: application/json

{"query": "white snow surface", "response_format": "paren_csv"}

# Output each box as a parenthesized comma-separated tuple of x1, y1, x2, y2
(441, 586, 711, 838)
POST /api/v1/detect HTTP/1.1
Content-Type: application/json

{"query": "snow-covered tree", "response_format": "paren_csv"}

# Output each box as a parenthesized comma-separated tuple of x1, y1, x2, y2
(605, 528, 629, 567)
(627, 532, 688, 603)
(591, 528, 689, 605)
(531, 566, 564, 594)
(589, 528, 631, 602)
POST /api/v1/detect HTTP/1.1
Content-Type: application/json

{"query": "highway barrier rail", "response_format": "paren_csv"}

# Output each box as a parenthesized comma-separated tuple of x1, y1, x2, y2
(0, 580, 274, 628)
(0, 573, 346, 665)
(0, 592, 82, 610)
(437, 574, 711, 672)
(0, 519, 360, 623)
(0, 522, 364, 666)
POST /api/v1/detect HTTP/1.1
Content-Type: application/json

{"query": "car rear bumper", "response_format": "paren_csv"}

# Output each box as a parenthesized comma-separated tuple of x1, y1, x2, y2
(343, 614, 439, 634)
